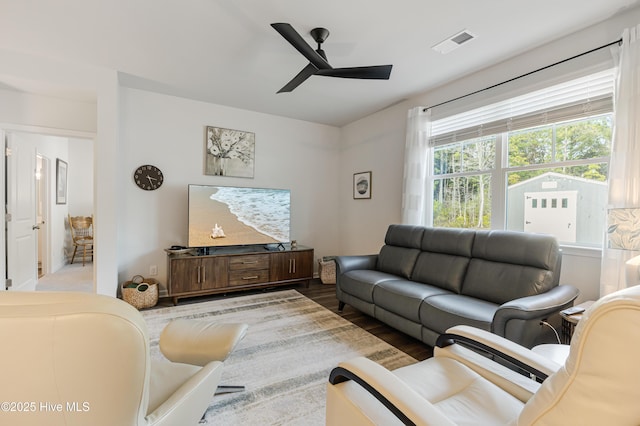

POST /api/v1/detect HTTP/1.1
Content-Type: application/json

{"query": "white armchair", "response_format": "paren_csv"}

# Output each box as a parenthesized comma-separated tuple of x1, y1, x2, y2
(0, 292, 223, 426)
(327, 284, 640, 425)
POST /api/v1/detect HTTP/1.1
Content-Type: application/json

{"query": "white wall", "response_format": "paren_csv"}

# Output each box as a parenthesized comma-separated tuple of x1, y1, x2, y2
(339, 7, 640, 302)
(339, 103, 410, 254)
(0, 87, 96, 134)
(65, 137, 94, 265)
(68, 138, 94, 217)
(118, 88, 341, 296)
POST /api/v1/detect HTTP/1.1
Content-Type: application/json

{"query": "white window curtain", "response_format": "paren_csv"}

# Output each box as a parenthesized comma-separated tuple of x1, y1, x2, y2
(600, 25, 640, 296)
(401, 107, 432, 225)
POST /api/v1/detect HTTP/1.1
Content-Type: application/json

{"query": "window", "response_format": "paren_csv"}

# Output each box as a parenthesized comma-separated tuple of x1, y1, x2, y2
(432, 136, 495, 228)
(427, 70, 614, 247)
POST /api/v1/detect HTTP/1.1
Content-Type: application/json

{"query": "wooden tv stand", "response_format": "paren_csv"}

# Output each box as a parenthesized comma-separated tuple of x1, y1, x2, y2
(166, 245, 314, 304)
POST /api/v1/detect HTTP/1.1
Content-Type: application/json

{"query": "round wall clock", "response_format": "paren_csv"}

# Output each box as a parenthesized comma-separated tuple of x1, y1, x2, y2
(134, 165, 164, 190)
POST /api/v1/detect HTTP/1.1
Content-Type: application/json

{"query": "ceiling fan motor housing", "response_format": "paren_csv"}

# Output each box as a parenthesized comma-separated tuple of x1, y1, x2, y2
(310, 27, 330, 44)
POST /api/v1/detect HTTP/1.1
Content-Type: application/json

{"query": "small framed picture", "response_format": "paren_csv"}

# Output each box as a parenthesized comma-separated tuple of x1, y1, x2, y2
(56, 159, 68, 205)
(353, 171, 372, 199)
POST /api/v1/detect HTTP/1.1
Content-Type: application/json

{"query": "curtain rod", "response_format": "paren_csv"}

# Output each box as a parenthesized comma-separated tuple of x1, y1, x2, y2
(423, 38, 623, 112)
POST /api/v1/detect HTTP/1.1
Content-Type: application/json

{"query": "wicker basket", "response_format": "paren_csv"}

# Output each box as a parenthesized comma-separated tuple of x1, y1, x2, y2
(318, 257, 336, 285)
(121, 275, 159, 309)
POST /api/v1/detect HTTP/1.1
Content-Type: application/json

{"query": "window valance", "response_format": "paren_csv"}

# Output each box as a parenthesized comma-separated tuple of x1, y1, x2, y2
(430, 69, 615, 147)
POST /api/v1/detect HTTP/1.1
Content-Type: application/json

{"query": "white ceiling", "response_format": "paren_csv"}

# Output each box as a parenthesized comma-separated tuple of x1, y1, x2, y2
(1, 0, 639, 127)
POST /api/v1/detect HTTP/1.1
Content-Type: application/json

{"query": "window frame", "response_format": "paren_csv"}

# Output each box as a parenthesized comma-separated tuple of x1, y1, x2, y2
(427, 114, 612, 248)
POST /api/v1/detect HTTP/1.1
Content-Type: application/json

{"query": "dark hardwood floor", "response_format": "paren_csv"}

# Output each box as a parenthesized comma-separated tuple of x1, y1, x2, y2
(297, 280, 433, 361)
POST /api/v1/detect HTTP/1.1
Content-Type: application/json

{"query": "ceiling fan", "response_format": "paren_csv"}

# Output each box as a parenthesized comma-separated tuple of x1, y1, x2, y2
(271, 23, 393, 93)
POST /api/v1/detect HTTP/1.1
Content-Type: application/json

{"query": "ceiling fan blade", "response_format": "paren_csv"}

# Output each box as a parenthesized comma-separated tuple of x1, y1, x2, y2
(271, 23, 332, 70)
(277, 63, 318, 93)
(316, 65, 393, 80)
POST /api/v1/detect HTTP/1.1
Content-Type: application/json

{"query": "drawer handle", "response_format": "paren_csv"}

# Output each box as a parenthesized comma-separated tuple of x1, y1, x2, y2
(242, 276, 259, 280)
(242, 261, 259, 264)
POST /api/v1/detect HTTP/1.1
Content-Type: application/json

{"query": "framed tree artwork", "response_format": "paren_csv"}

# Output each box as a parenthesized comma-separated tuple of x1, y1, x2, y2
(56, 159, 68, 205)
(353, 171, 372, 199)
(205, 126, 255, 178)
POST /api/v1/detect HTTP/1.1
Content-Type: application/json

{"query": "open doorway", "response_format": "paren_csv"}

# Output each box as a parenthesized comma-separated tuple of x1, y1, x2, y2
(5, 131, 94, 292)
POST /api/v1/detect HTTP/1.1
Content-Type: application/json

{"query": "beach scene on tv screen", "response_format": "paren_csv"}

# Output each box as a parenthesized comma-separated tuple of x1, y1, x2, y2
(188, 185, 290, 247)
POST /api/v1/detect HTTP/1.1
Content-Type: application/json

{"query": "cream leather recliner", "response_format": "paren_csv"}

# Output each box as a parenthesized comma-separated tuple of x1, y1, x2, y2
(0, 292, 223, 426)
(327, 284, 640, 425)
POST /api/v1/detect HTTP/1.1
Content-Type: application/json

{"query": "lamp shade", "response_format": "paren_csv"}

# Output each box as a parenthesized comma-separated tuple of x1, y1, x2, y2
(607, 208, 640, 250)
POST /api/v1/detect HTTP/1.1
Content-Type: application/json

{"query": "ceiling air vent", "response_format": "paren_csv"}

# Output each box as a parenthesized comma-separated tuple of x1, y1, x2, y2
(432, 30, 476, 54)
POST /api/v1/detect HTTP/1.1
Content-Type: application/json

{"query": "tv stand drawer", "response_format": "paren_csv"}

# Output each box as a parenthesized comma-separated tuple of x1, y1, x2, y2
(229, 269, 270, 286)
(229, 254, 270, 270)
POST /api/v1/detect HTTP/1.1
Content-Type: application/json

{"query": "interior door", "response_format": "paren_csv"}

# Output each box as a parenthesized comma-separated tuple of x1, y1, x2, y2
(36, 154, 49, 277)
(6, 132, 38, 291)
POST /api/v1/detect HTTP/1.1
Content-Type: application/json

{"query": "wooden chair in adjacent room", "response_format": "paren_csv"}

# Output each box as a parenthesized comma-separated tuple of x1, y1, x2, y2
(69, 215, 93, 266)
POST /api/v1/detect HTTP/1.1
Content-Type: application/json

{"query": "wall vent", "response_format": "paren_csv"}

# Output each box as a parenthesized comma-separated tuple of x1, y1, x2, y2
(432, 30, 476, 54)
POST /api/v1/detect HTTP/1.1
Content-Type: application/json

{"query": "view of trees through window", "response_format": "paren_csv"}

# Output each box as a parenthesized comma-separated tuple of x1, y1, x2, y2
(507, 115, 611, 183)
(433, 135, 495, 228)
(431, 114, 612, 245)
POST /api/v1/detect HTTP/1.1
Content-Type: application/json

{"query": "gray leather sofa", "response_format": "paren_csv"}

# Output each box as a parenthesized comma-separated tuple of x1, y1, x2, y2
(335, 225, 579, 348)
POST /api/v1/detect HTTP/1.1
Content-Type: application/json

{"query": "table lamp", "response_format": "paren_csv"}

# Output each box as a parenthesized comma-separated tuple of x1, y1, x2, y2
(608, 207, 640, 287)
(607, 208, 640, 250)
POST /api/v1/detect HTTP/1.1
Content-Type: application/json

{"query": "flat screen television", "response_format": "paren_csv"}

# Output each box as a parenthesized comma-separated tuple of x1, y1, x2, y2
(188, 184, 291, 249)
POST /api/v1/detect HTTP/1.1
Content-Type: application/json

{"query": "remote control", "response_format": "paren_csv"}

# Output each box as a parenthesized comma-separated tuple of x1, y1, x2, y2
(561, 306, 585, 316)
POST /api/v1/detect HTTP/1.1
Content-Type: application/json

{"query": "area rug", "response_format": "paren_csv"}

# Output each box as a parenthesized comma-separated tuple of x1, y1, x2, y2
(141, 289, 417, 425)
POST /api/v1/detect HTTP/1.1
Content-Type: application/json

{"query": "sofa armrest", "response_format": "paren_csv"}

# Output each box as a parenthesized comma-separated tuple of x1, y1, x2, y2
(492, 285, 579, 341)
(327, 357, 455, 426)
(335, 255, 378, 275)
(437, 325, 561, 379)
(434, 325, 556, 402)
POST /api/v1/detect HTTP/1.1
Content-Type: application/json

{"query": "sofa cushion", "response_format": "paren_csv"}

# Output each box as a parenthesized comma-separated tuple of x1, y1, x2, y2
(419, 294, 498, 334)
(374, 306, 424, 341)
(377, 246, 421, 279)
(409, 227, 474, 293)
(411, 252, 470, 293)
(373, 280, 450, 323)
(462, 260, 555, 305)
(339, 270, 399, 303)
(471, 230, 559, 271)
(375, 225, 425, 278)
(421, 227, 475, 257)
(462, 230, 560, 304)
(384, 224, 425, 248)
